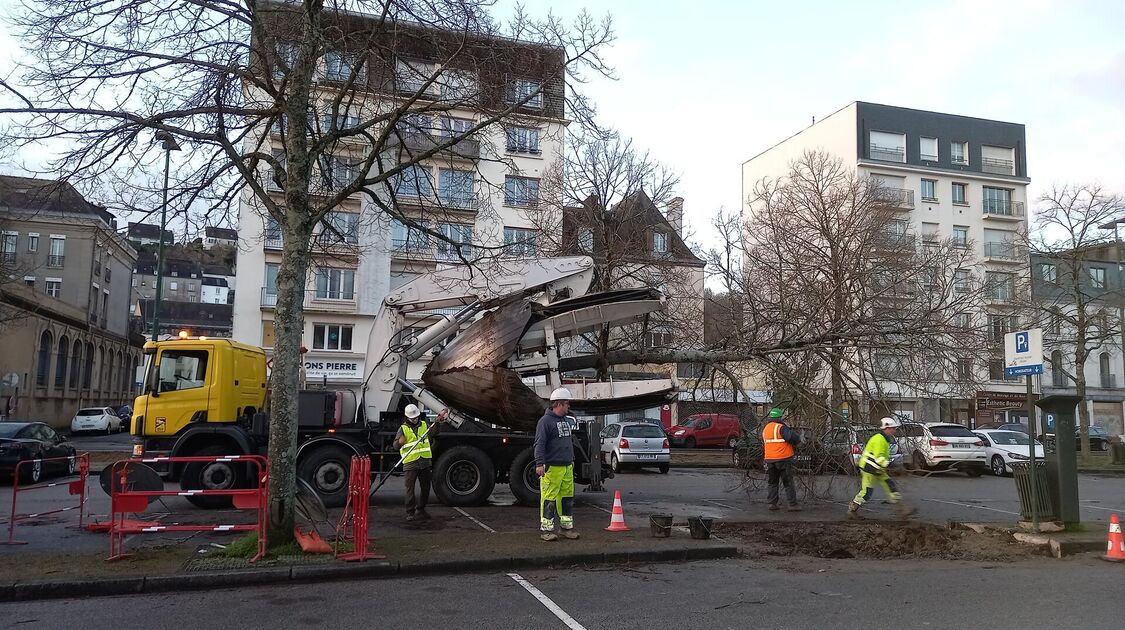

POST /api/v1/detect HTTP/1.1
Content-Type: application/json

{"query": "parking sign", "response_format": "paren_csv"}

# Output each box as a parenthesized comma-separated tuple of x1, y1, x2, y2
(1004, 328, 1043, 377)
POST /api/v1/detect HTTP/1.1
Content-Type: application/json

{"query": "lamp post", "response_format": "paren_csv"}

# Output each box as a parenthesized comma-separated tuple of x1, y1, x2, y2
(150, 130, 181, 341)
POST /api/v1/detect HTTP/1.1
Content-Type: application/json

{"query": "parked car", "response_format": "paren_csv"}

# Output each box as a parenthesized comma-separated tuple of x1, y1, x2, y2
(975, 422, 1029, 434)
(1042, 426, 1113, 452)
(599, 422, 670, 473)
(70, 407, 123, 435)
(116, 405, 133, 421)
(974, 429, 1045, 477)
(668, 414, 742, 449)
(897, 422, 987, 476)
(635, 416, 669, 437)
(730, 424, 899, 474)
(0, 422, 77, 483)
(826, 424, 902, 471)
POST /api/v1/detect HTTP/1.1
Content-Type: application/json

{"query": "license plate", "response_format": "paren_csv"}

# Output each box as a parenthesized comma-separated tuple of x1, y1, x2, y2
(635, 454, 658, 460)
(951, 443, 970, 449)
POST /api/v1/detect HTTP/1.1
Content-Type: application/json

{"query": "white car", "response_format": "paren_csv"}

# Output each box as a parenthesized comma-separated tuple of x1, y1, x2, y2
(898, 422, 988, 476)
(599, 422, 670, 474)
(974, 429, 1045, 477)
(70, 407, 123, 435)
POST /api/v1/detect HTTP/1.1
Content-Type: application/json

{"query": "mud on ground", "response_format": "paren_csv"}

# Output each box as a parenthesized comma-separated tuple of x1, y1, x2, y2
(714, 521, 1044, 561)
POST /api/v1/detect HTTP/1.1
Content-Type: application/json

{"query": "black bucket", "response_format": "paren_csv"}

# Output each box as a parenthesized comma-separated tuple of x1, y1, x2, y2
(649, 514, 673, 538)
(687, 516, 713, 540)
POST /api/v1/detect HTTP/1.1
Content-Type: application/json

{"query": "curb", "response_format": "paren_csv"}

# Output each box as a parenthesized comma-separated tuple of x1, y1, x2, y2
(0, 544, 738, 602)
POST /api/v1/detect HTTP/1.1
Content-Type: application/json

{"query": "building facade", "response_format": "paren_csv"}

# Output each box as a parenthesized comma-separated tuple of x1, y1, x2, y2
(126, 222, 173, 246)
(204, 226, 238, 250)
(742, 102, 1030, 426)
(0, 176, 142, 427)
(132, 257, 204, 305)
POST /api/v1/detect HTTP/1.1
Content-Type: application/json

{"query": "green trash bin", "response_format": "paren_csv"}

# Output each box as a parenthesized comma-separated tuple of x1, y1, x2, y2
(1009, 462, 1058, 522)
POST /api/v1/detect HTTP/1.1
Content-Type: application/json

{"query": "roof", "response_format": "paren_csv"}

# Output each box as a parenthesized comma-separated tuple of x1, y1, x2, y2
(0, 175, 116, 227)
(202, 264, 234, 276)
(137, 300, 233, 328)
(204, 226, 238, 240)
(562, 191, 705, 267)
(201, 276, 229, 287)
(127, 222, 174, 242)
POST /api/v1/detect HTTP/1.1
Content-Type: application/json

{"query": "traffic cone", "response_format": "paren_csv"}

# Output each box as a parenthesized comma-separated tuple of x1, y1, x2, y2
(1103, 513, 1125, 563)
(605, 490, 630, 532)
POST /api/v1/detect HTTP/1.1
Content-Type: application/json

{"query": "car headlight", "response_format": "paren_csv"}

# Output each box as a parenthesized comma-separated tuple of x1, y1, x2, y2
(674, 430, 686, 436)
(1008, 452, 1029, 460)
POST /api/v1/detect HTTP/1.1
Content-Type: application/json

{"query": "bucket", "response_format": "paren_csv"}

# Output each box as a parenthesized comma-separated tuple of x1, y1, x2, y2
(649, 514, 673, 538)
(687, 516, 713, 540)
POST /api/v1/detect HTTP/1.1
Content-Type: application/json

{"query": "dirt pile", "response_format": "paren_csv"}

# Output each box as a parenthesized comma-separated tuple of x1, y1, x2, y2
(714, 521, 1040, 561)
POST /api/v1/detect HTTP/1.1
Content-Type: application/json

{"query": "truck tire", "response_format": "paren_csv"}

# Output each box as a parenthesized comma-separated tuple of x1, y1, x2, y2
(508, 448, 540, 507)
(180, 445, 247, 509)
(433, 445, 495, 507)
(297, 444, 353, 508)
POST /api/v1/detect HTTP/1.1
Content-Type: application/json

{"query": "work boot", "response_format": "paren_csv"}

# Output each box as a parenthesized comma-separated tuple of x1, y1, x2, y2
(846, 502, 860, 520)
(561, 529, 580, 540)
(541, 532, 559, 542)
(768, 504, 780, 512)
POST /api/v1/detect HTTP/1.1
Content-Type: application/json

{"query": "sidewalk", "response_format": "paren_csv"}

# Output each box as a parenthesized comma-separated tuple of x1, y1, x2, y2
(958, 522, 1110, 558)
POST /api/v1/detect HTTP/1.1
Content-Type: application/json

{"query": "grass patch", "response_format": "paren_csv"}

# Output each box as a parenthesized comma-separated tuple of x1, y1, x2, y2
(1077, 455, 1125, 469)
(210, 533, 355, 558)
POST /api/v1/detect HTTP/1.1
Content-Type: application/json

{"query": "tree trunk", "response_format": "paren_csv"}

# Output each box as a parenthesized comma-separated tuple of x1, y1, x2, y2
(266, 223, 312, 546)
(1074, 342, 1091, 457)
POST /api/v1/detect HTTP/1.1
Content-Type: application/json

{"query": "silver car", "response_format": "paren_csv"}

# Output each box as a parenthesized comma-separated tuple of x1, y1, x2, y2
(600, 422, 670, 474)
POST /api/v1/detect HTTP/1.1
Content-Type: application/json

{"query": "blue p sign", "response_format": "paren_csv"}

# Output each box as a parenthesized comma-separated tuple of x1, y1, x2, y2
(1016, 331, 1029, 354)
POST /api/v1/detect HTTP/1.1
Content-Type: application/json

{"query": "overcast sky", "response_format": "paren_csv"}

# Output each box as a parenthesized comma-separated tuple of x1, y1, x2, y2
(2, 0, 1123, 250)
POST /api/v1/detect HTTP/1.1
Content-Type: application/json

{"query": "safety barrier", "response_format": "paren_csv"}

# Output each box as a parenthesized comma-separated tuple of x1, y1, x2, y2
(107, 455, 268, 562)
(2, 453, 90, 545)
(336, 455, 383, 561)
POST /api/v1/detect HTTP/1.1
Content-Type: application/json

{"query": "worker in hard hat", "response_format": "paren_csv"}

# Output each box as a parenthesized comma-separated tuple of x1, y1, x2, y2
(394, 403, 448, 521)
(762, 407, 802, 512)
(535, 387, 579, 541)
(848, 416, 915, 519)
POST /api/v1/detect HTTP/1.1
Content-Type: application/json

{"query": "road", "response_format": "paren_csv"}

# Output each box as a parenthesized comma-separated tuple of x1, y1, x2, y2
(1, 556, 1119, 629)
(66, 431, 132, 452)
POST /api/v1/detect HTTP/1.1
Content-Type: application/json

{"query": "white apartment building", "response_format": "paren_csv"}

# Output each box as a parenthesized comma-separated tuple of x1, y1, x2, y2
(232, 20, 567, 392)
(742, 102, 1030, 427)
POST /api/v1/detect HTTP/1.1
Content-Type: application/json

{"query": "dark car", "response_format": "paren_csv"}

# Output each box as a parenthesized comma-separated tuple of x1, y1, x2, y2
(0, 422, 77, 484)
(116, 405, 133, 421)
(1042, 426, 1114, 452)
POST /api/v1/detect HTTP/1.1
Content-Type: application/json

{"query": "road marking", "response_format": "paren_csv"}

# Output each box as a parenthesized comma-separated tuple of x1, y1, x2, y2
(922, 498, 1019, 516)
(1082, 505, 1125, 514)
(508, 573, 587, 630)
(581, 501, 612, 514)
(454, 507, 496, 533)
(704, 499, 737, 510)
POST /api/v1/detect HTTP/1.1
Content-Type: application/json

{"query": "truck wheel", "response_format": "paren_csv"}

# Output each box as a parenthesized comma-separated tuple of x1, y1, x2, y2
(180, 445, 246, 509)
(508, 448, 540, 507)
(297, 444, 353, 508)
(433, 445, 495, 507)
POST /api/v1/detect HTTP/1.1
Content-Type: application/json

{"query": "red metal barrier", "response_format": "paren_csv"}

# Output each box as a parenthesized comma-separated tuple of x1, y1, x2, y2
(108, 455, 268, 562)
(336, 455, 383, 561)
(2, 453, 90, 545)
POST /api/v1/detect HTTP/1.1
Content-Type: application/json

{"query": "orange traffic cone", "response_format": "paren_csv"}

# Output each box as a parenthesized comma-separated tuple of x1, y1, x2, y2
(605, 490, 630, 532)
(1104, 513, 1125, 563)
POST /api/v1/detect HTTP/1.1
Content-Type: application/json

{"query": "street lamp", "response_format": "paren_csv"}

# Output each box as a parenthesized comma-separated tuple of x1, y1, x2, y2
(149, 130, 181, 341)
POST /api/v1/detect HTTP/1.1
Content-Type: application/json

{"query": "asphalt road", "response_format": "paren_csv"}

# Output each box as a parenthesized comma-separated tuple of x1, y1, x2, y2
(1, 556, 1119, 629)
(66, 431, 133, 452)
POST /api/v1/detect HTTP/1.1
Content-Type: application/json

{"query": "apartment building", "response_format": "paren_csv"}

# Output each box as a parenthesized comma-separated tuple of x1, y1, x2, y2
(204, 226, 238, 250)
(742, 102, 1030, 426)
(132, 256, 204, 304)
(231, 14, 567, 391)
(126, 222, 173, 246)
(0, 176, 142, 427)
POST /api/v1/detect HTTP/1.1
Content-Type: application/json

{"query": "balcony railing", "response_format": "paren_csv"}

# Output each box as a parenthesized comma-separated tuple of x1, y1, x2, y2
(870, 143, 905, 162)
(437, 194, 479, 210)
(261, 287, 356, 310)
(983, 242, 1026, 261)
(920, 153, 938, 162)
(983, 199, 1025, 218)
(981, 157, 1015, 176)
(264, 236, 283, 250)
(47, 254, 65, 268)
(875, 187, 914, 208)
(1101, 374, 1117, 389)
(387, 131, 480, 160)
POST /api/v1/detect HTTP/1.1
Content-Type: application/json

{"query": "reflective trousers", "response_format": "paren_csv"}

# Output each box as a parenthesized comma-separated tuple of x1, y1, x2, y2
(539, 464, 574, 532)
(853, 469, 901, 506)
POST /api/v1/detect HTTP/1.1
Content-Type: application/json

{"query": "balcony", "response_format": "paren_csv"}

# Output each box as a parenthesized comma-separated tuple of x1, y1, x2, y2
(264, 236, 283, 250)
(981, 157, 1015, 176)
(261, 288, 356, 312)
(983, 242, 1026, 264)
(875, 187, 915, 209)
(47, 254, 65, 268)
(869, 143, 905, 163)
(982, 200, 1025, 220)
(387, 132, 480, 160)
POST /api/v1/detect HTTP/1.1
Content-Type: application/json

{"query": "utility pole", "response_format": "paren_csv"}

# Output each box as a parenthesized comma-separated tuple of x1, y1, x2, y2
(149, 131, 180, 341)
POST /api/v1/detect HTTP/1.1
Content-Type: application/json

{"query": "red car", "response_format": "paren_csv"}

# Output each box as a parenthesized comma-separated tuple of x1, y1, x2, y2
(668, 414, 742, 449)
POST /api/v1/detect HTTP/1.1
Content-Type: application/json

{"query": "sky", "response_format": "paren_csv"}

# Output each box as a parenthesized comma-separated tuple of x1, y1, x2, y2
(2, 0, 1124, 250)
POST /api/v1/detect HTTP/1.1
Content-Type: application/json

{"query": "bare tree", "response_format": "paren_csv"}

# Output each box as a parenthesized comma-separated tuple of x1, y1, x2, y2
(1, 0, 613, 543)
(1024, 184, 1125, 455)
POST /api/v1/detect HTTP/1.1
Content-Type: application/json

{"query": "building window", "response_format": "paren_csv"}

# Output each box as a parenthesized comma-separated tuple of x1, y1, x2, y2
(35, 330, 52, 387)
(23, 276, 35, 287)
(440, 116, 473, 138)
(503, 227, 537, 256)
(322, 155, 359, 191)
(920, 179, 937, 202)
(506, 126, 541, 154)
(951, 141, 968, 165)
(46, 279, 61, 297)
(395, 58, 436, 93)
(319, 212, 360, 245)
(653, 231, 668, 254)
(437, 223, 474, 259)
(1, 232, 16, 263)
(391, 219, 429, 251)
(505, 79, 542, 108)
(988, 314, 1017, 343)
(953, 270, 970, 294)
(27, 233, 38, 253)
(869, 131, 906, 162)
(437, 168, 475, 209)
(578, 229, 594, 253)
(957, 358, 972, 380)
(1101, 352, 1113, 388)
(504, 176, 539, 208)
(315, 268, 355, 300)
(952, 226, 968, 247)
(55, 336, 69, 388)
(264, 263, 279, 297)
(322, 112, 360, 131)
(1051, 350, 1066, 387)
(1041, 262, 1057, 283)
(397, 113, 433, 136)
(69, 343, 82, 389)
(951, 182, 967, 205)
(982, 186, 1014, 215)
(439, 69, 477, 101)
(952, 312, 971, 329)
(1047, 308, 1063, 335)
(104, 266, 111, 283)
(187, 283, 196, 292)
(395, 165, 433, 198)
(324, 50, 356, 82)
(261, 320, 276, 348)
(313, 324, 353, 351)
(645, 327, 674, 348)
(985, 272, 1013, 301)
(1090, 267, 1107, 289)
(981, 145, 1015, 175)
(920, 137, 938, 161)
(169, 281, 178, 291)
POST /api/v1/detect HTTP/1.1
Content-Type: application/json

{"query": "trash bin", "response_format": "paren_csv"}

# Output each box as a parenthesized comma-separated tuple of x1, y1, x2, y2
(1009, 462, 1058, 522)
(1112, 443, 1125, 466)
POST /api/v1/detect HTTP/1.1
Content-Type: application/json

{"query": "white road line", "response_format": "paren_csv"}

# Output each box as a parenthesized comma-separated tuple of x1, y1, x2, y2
(1082, 505, 1125, 514)
(704, 499, 737, 510)
(922, 498, 1019, 516)
(454, 507, 496, 533)
(508, 573, 587, 630)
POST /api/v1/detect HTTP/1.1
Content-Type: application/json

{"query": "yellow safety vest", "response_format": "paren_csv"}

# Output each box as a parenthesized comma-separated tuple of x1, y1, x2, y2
(400, 421, 432, 463)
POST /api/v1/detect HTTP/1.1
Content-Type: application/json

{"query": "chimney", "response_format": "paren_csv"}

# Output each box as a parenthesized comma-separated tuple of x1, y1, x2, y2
(666, 197, 684, 235)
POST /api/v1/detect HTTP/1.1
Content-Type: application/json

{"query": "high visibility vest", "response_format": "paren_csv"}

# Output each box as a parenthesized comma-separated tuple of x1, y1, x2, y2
(859, 432, 891, 473)
(400, 421, 432, 463)
(763, 421, 795, 461)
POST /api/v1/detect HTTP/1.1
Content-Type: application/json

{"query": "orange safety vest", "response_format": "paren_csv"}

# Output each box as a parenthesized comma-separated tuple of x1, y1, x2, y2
(763, 421, 795, 461)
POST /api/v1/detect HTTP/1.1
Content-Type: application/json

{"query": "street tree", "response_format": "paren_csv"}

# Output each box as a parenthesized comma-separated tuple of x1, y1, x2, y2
(0, 0, 613, 543)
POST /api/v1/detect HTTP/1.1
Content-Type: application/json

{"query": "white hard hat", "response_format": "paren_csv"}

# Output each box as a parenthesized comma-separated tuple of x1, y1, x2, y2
(549, 387, 572, 402)
(404, 404, 422, 419)
(880, 417, 900, 429)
